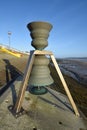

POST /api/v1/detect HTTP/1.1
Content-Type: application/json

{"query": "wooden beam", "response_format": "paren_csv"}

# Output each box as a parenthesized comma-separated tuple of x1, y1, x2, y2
(34, 50, 52, 55)
(14, 51, 35, 113)
(50, 54, 80, 116)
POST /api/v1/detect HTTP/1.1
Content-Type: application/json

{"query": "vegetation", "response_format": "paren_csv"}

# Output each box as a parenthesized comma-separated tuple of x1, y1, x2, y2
(49, 65, 87, 117)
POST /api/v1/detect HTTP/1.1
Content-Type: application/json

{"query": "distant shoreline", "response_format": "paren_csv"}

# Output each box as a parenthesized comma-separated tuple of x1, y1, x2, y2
(57, 58, 87, 86)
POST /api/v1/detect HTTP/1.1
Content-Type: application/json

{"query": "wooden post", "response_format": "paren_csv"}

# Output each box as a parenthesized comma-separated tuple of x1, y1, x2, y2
(14, 51, 35, 113)
(50, 54, 80, 116)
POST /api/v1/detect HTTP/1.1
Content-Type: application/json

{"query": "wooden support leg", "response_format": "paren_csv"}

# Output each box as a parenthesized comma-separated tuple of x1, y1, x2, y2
(14, 51, 35, 113)
(50, 54, 80, 116)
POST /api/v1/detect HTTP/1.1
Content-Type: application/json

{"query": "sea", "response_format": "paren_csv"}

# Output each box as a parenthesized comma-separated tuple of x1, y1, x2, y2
(59, 58, 87, 86)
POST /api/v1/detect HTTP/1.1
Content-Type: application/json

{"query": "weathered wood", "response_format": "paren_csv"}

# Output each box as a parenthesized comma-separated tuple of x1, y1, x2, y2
(14, 51, 35, 113)
(34, 50, 52, 55)
(50, 54, 80, 116)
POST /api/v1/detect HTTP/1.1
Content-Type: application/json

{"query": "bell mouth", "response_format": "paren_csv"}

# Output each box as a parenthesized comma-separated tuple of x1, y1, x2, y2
(27, 21, 53, 31)
(29, 86, 48, 95)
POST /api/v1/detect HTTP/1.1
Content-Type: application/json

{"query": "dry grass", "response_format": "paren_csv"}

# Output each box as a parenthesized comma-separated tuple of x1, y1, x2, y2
(0, 51, 28, 87)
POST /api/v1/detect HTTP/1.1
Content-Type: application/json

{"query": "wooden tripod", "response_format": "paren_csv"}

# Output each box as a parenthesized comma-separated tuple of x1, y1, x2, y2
(14, 50, 80, 116)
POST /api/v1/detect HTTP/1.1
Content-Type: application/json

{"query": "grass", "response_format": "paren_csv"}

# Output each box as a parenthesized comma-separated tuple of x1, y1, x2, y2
(49, 65, 87, 117)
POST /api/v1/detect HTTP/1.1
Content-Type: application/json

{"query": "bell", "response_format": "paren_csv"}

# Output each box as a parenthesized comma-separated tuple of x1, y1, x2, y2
(28, 55, 54, 94)
(27, 21, 53, 50)
(27, 21, 54, 95)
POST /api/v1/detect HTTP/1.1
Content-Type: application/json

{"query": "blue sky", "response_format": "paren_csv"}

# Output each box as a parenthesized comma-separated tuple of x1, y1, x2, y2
(0, 0, 87, 58)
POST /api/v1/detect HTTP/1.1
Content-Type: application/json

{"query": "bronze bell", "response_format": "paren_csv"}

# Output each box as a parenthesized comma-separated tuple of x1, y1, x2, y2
(29, 55, 53, 86)
(27, 21, 54, 94)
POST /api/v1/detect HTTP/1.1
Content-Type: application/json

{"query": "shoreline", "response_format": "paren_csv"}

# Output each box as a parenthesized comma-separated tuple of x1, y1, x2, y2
(58, 58, 87, 86)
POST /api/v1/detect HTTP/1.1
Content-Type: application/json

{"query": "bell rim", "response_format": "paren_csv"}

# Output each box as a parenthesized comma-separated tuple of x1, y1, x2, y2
(29, 86, 48, 95)
(27, 21, 53, 31)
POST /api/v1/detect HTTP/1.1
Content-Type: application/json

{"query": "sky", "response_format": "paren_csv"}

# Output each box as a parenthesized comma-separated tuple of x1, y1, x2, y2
(0, 0, 87, 58)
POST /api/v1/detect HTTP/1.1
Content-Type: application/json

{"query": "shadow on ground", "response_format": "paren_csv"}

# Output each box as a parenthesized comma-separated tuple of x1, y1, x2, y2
(0, 59, 23, 104)
(3, 59, 23, 83)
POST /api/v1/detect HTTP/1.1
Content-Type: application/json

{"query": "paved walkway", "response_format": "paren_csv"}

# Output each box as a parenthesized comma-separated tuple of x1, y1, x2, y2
(0, 77, 87, 130)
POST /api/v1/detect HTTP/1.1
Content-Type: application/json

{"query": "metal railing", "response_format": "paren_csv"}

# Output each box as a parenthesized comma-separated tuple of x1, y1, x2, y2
(0, 43, 29, 55)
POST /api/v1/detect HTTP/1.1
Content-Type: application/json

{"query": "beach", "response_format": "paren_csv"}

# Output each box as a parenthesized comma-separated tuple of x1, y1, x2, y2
(59, 58, 87, 85)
